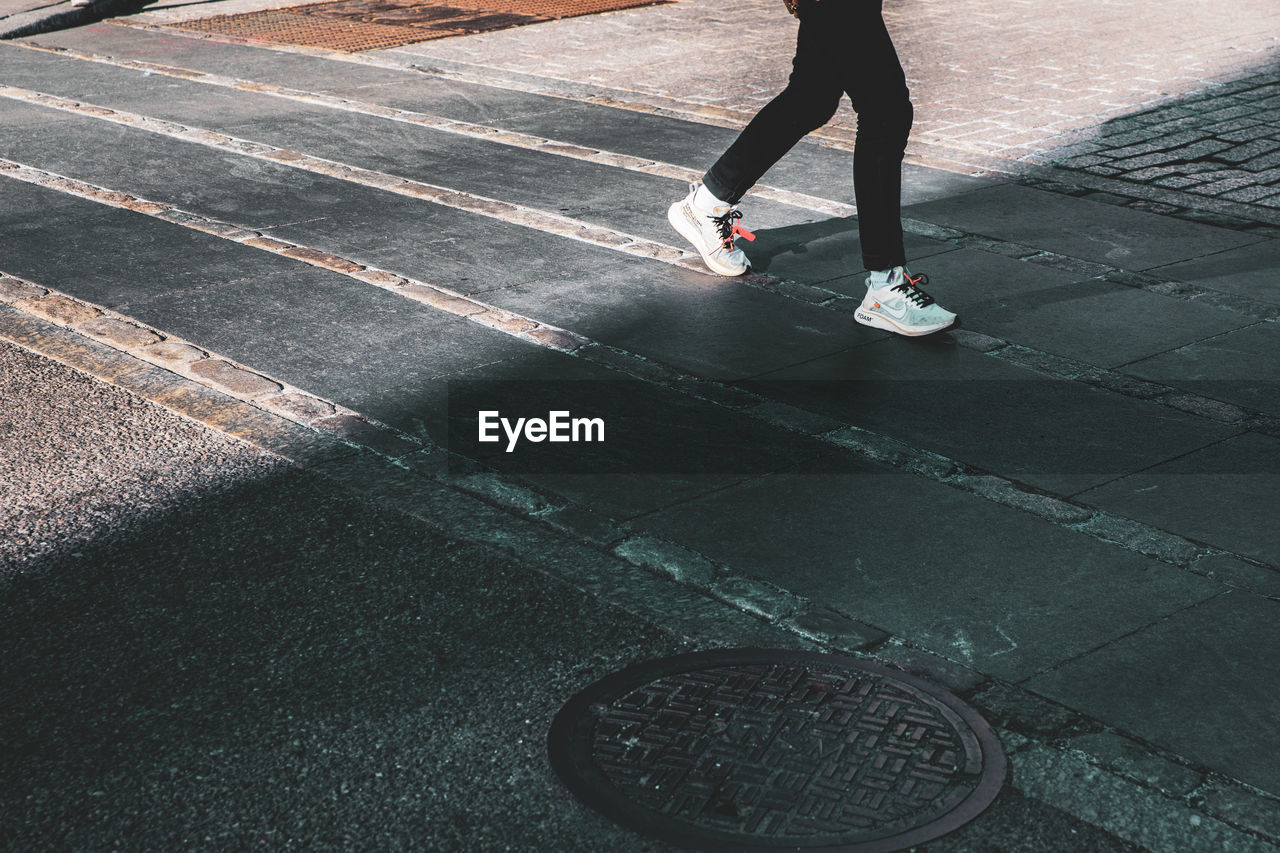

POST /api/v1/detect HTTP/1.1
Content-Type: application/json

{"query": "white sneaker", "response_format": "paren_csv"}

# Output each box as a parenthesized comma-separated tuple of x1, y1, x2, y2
(855, 267, 956, 336)
(667, 182, 754, 276)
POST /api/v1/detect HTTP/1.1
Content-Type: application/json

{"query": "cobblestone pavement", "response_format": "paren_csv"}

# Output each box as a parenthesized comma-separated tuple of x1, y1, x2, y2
(369, 0, 1280, 216)
(1046, 66, 1280, 209)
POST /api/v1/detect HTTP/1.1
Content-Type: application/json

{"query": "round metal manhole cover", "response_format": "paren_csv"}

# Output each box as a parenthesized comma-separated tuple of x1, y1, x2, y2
(548, 649, 1006, 851)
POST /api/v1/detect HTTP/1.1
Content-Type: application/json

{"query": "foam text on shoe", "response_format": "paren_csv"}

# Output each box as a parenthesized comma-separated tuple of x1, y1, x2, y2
(478, 410, 605, 453)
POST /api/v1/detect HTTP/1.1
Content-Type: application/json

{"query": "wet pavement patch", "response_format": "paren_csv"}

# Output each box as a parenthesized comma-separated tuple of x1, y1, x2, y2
(170, 0, 670, 52)
(548, 649, 1006, 851)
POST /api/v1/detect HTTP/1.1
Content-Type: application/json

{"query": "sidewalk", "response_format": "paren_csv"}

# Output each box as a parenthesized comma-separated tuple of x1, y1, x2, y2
(2, 1, 1279, 850)
(380, 0, 1280, 212)
(0, 0, 147, 38)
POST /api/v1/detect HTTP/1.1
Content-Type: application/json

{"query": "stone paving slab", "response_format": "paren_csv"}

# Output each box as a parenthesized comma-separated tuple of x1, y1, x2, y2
(477, 96, 995, 207)
(1078, 432, 1280, 567)
(750, 339, 1243, 497)
(318, 76, 581, 125)
(0, 91, 68, 129)
(257, 191, 617, 293)
(1026, 590, 1280, 794)
(632, 453, 1224, 683)
(949, 278, 1253, 369)
(0, 178, 280, 308)
(1124, 322, 1280, 417)
(25, 22, 452, 95)
(744, 217, 951, 285)
(17, 23, 619, 125)
(5, 28, 567, 137)
(132, 268, 539, 404)
(481, 255, 883, 381)
(0, 43, 290, 122)
(217, 109, 818, 236)
(223, 104, 818, 227)
(0, 98, 358, 230)
(1151, 237, 1280, 306)
(0, 180, 541, 403)
(905, 183, 1264, 271)
(0, 91, 632, 289)
(818, 246, 1084, 304)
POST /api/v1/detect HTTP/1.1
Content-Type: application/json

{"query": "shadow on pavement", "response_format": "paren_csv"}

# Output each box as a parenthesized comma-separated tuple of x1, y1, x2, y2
(0, 0, 156, 39)
(0, 465, 682, 850)
(0, 461, 1147, 852)
(1027, 60, 1280, 224)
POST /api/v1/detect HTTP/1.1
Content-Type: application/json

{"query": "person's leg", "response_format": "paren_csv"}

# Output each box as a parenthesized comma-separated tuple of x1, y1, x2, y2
(832, 1, 954, 335)
(838, 0, 913, 272)
(701, 1, 847, 205)
(670, 0, 846, 276)
(670, 0, 954, 340)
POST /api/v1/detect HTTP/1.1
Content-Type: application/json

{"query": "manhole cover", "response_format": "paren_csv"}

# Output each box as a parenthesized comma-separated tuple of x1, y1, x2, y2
(548, 649, 1006, 852)
(170, 0, 669, 52)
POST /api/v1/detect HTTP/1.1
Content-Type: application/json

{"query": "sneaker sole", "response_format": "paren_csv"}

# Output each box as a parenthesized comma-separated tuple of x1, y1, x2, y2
(667, 202, 748, 277)
(855, 309, 955, 336)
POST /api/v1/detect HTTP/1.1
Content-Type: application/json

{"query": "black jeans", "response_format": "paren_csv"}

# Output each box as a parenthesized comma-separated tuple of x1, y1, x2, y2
(701, 0, 913, 271)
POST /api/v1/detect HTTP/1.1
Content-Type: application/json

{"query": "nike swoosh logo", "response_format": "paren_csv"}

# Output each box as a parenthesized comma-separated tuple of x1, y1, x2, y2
(875, 299, 910, 321)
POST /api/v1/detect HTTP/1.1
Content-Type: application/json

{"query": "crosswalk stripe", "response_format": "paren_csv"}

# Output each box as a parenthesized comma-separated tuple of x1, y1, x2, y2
(14, 40, 858, 219)
(0, 157, 592, 352)
(0, 82, 867, 317)
(0, 83, 712, 268)
(103, 19, 822, 150)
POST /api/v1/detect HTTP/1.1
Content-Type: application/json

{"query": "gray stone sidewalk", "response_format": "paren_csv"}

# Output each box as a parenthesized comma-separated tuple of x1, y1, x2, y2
(17, 0, 1279, 215)
(0, 0, 148, 39)
(372, 0, 1280, 205)
(0, 0, 62, 22)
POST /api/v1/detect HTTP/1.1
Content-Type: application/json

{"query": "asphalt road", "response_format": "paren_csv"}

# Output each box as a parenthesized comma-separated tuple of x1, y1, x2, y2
(0, 337, 692, 850)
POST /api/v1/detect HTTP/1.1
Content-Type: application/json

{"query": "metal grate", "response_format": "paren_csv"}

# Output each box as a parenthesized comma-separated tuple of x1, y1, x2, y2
(171, 0, 670, 52)
(171, 10, 454, 51)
